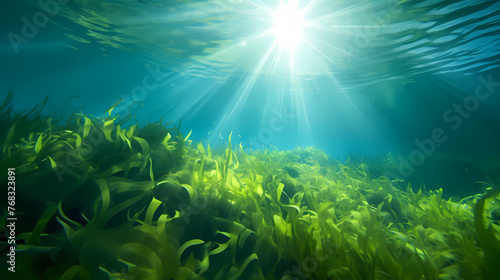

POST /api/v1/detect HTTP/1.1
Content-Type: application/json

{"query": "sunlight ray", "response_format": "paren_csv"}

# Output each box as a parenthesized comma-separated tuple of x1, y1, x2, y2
(327, 72, 363, 116)
(306, 2, 365, 25)
(316, 39, 353, 57)
(266, 42, 286, 75)
(304, 39, 337, 66)
(302, 0, 322, 14)
(208, 42, 279, 143)
(293, 87, 313, 144)
(245, 0, 276, 16)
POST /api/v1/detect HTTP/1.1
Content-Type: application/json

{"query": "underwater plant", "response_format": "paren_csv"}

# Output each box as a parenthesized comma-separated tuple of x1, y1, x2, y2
(1, 92, 499, 280)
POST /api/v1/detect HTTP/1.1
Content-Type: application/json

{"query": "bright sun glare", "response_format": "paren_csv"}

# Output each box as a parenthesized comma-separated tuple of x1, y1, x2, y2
(272, 1, 304, 53)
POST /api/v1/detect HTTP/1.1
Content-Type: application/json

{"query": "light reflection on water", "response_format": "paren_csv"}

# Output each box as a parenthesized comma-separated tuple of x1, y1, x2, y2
(49, 0, 500, 87)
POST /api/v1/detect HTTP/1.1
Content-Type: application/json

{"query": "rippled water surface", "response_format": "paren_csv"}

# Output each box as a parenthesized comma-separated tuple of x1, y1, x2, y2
(13, 0, 498, 85)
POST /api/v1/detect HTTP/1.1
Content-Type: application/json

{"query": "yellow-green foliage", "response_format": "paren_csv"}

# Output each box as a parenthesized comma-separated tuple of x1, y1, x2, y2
(1, 96, 500, 280)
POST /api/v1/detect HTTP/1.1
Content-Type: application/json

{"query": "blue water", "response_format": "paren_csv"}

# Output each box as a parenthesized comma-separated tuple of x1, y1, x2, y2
(2, 0, 500, 196)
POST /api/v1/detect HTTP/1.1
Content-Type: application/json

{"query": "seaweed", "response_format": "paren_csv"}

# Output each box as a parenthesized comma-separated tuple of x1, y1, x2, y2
(474, 187, 500, 280)
(1, 92, 500, 279)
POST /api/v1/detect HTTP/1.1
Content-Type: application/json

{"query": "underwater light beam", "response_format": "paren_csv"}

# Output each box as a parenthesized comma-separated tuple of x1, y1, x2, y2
(326, 72, 363, 116)
(304, 39, 337, 66)
(208, 42, 279, 143)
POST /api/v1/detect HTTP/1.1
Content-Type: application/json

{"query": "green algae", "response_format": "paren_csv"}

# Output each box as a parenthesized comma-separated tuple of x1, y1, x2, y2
(0, 93, 499, 280)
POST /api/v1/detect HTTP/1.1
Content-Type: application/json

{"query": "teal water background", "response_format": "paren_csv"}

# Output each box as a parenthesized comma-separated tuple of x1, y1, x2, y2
(1, 0, 500, 196)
